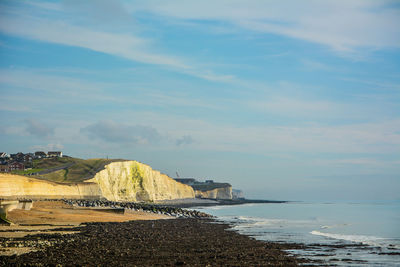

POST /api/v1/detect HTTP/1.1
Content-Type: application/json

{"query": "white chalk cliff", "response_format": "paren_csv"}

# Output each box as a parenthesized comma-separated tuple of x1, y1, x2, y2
(0, 174, 101, 199)
(0, 161, 194, 202)
(194, 186, 232, 200)
(87, 161, 195, 202)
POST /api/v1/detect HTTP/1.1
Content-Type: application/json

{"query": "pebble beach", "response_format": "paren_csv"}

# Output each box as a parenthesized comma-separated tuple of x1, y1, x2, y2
(0, 200, 309, 266)
(1, 218, 307, 266)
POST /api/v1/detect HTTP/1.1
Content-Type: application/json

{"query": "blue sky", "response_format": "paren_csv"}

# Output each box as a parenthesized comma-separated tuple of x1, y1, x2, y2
(1, 0, 399, 201)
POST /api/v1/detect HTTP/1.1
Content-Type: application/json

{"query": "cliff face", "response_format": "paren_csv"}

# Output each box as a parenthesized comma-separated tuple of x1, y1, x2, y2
(87, 161, 195, 202)
(0, 161, 195, 202)
(194, 185, 232, 200)
(232, 189, 244, 199)
(0, 174, 101, 199)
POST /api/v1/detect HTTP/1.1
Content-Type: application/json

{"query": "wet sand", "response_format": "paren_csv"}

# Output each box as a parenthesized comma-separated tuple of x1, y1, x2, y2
(5, 201, 170, 226)
(0, 200, 170, 257)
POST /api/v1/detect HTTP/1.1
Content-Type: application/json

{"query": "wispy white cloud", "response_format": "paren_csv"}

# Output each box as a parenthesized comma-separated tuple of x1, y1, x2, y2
(246, 94, 400, 123)
(0, 15, 185, 68)
(24, 118, 54, 137)
(30, 143, 64, 152)
(176, 135, 195, 146)
(113, 110, 400, 155)
(2, 67, 399, 157)
(249, 97, 336, 116)
(0, 69, 104, 96)
(81, 120, 162, 145)
(0, 3, 235, 82)
(0, 126, 27, 136)
(145, 92, 220, 110)
(0, 119, 54, 138)
(61, 0, 132, 26)
(0, 68, 225, 111)
(128, 0, 400, 52)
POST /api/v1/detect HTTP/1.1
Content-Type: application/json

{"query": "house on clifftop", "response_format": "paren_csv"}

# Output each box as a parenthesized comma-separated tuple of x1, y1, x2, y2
(8, 162, 24, 171)
(48, 151, 62, 158)
(0, 152, 9, 158)
(34, 151, 47, 158)
(0, 165, 9, 173)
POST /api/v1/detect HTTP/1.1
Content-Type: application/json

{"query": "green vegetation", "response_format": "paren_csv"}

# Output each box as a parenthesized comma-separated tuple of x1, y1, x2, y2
(29, 157, 125, 183)
(11, 168, 43, 175)
(39, 169, 68, 183)
(131, 164, 144, 190)
(66, 159, 115, 182)
(32, 156, 74, 169)
(64, 168, 69, 181)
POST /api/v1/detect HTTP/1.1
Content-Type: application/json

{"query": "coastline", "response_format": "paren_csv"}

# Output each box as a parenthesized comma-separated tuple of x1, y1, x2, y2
(155, 198, 288, 208)
(0, 218, 308, 266)
(0, 199, 310, 266)
(199, 201, 400, 266)
(2, 200, 398, 265)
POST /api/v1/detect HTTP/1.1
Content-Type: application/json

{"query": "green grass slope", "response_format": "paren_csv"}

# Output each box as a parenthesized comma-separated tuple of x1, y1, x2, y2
(28, 157, 125, 183)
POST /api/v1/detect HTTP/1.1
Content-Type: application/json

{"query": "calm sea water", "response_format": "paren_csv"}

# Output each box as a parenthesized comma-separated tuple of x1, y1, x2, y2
(198, 202, 400, 266)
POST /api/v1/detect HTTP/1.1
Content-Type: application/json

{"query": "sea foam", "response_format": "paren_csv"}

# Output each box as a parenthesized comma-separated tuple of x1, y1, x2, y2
(310, 230, 400, 249)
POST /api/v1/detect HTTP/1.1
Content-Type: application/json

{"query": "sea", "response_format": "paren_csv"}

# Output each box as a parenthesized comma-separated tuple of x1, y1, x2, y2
(198, 201, 400, 266)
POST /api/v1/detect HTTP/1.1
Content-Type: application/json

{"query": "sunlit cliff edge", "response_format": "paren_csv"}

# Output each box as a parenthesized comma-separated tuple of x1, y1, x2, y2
(0, 160, 229, 202)
(86, 161, 195, 202)
(0, 174, 101, 200)
(0, 161, 194, 201)
(192, 184, 232, 200)
(174, 179, 233, 200)
(194, 187, 232, 200)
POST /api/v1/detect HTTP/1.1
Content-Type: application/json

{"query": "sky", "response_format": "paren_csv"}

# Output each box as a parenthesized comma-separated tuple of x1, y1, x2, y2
(0, 0, 399, 201)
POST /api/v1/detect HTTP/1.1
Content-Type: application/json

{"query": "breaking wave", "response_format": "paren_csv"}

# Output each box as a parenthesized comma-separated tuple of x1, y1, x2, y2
(310, 230, 400, 249)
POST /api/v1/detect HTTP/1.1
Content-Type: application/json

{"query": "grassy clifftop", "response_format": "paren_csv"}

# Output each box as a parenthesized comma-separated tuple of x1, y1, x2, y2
(26, 157, 125, 183)
(191, 183, 231, 192)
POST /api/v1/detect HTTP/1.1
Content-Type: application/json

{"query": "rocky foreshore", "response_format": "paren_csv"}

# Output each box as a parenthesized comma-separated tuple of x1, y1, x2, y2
(0, 218, 308, 266)
(63, 199, 212, 219)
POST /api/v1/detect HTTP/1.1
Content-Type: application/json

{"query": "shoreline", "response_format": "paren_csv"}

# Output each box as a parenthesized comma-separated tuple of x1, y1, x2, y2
(154, 198, 289, 208)
(0, 218, 309, 266)
(0, 199, 312, 266)
(1, 200, 397, 265)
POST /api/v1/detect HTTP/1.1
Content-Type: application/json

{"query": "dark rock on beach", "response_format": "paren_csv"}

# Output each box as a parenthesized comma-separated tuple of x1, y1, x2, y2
(0, 218, 308, 266)
(63, 199, 212, 219)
